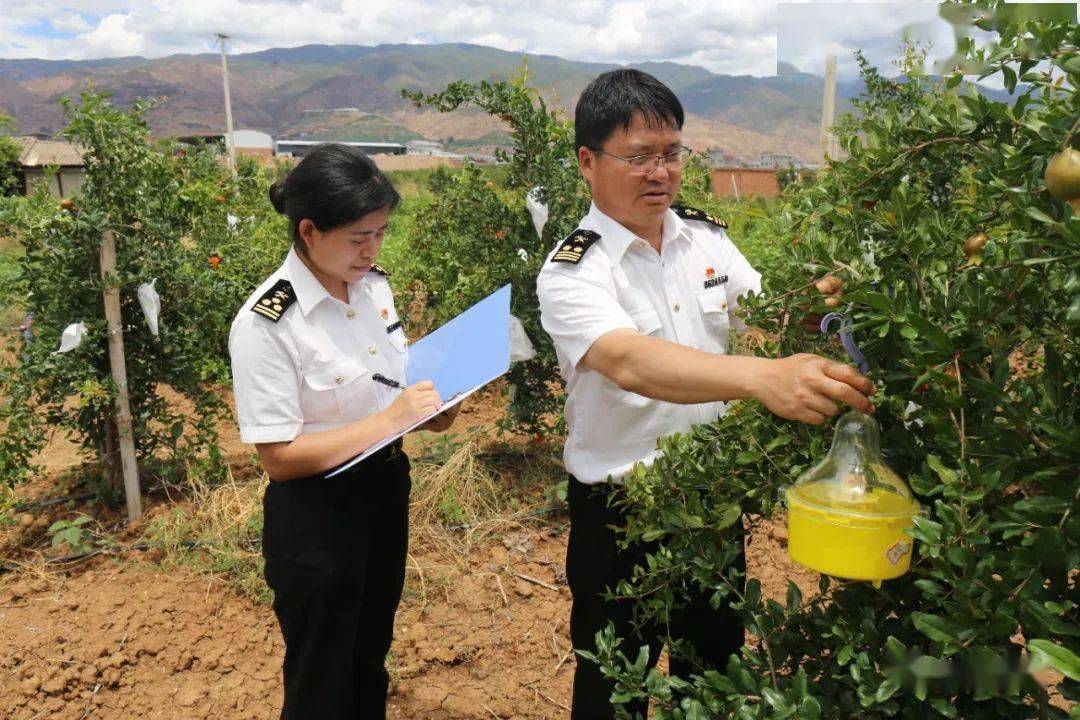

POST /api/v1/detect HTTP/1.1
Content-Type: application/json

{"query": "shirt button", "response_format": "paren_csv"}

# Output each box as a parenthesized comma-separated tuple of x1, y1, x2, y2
(334, 375, 344, 384)
(346, 309, 356, 319)
(368, 347, 378, 355)
(673, 303, 681, 313)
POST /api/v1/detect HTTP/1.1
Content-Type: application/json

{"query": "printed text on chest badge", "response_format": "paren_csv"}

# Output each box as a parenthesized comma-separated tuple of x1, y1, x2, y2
(703, 267, 729, 289)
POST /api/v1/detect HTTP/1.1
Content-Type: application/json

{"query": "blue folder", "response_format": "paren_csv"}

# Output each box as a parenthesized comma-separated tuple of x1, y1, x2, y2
(327, 284, 512, 476)
(406, 283, 512, 401)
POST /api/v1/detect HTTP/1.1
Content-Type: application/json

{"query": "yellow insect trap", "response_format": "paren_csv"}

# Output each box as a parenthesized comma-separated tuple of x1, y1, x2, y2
(784, 412, 920, 584)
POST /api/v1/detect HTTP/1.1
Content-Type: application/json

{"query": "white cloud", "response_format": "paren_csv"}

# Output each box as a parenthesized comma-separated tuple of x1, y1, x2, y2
(0, 0, 1003, 81)
(81, 13, 145, 57)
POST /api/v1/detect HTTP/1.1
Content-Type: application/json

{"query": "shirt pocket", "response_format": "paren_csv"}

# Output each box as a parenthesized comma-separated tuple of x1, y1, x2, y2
(696, 290, 731, 353)
(300, 358, 377, 421)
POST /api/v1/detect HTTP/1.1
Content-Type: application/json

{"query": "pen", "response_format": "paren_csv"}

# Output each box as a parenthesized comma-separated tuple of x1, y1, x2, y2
(372, 373, 402, 389)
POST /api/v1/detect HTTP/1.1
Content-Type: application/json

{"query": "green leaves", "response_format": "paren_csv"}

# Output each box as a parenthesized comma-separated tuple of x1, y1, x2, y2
(1027, 639, 1080, 681)
(926, 455, 959, 485)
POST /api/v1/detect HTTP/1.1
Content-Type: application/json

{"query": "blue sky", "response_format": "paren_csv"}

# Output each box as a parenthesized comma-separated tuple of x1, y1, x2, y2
(2, 2, 1075, 80)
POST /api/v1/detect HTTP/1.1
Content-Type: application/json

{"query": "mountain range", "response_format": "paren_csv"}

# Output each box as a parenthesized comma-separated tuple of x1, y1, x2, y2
(0, 42, 875, 162)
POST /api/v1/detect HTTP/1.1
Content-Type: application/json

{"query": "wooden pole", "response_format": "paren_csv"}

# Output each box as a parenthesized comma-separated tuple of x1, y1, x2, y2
(217, 33, 237, 175)
(99, 229, 142, 523)
(820, 55, 838, 164)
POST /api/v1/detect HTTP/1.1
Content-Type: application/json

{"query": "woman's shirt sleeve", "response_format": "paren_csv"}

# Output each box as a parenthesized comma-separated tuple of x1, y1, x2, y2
(229, 314, 304, 444)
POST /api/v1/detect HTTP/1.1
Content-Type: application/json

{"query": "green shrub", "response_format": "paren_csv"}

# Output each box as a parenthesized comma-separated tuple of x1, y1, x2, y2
(0, 93, 285, 487)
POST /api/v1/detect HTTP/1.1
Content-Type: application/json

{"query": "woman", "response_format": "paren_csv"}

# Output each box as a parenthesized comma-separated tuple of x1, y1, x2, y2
(229, 143, 459, 719)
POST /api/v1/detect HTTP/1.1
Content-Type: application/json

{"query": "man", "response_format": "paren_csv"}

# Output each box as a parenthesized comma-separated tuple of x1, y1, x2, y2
(536, 69, 875, 719)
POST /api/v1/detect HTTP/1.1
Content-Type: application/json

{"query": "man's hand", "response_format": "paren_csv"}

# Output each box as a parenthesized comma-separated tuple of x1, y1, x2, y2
(801, 275, 844, 334)
(755, 354, 874, 425)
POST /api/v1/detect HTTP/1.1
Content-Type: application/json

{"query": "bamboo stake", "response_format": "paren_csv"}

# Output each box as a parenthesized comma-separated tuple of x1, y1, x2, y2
(99, 229, 142, 522)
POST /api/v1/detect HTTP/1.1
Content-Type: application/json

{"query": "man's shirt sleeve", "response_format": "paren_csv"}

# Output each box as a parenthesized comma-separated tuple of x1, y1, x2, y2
(537, 264, 638, 369)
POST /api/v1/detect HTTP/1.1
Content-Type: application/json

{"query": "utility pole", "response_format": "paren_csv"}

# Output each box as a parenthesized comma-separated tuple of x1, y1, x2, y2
(820, 54, 839, 165)
(217, 33, 237, 174)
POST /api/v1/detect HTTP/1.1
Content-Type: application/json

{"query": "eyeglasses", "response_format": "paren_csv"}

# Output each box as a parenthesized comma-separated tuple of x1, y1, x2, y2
(590, 146, 693, 175)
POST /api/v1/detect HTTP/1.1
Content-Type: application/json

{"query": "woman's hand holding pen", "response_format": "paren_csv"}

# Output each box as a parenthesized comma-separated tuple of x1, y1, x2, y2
(386, 380, 442, 432)
(420, 402, 462, 433)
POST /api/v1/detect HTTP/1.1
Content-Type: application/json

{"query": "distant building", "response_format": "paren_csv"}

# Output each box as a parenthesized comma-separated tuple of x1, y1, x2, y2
(753, 152, 802, 170)
(275, 140, 407, 158)
(711, 165, 813, 200)
(704, 149, 744, 168)
(406, 140, 444, 155)
(14, 137, 85, 198)
(173, 130, 274, 158)
(227, 129, 274, 157)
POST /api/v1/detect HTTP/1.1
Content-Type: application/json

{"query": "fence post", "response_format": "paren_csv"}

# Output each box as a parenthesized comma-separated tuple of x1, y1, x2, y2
(99, 229, 142, 523)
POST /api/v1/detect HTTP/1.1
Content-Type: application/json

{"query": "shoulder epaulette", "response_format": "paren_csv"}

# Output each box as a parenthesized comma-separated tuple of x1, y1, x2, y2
(672, 204, 727, 229)
(370, 264, 390, 277)
(550, 229, 600, 265)
(250, 279, 296, 323)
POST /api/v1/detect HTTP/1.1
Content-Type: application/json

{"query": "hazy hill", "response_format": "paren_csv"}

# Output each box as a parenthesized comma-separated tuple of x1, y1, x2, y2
(0, 42, 869, 162)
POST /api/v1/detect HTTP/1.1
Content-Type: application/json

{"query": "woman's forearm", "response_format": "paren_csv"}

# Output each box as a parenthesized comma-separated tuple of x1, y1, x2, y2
(256, 410, 402, 481)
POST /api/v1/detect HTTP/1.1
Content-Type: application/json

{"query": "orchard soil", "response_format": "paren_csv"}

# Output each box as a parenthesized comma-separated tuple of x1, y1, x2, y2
(0, 389, 821, 719)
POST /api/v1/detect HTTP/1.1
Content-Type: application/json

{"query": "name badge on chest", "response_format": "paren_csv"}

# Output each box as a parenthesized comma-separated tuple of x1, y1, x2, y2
(703, 267, 729, 290)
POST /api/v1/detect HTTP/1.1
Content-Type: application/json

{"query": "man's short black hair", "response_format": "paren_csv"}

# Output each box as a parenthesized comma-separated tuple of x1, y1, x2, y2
(574, 69, 684, 152)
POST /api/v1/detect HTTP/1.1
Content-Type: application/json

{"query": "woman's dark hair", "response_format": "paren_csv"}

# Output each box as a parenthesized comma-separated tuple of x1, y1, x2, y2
(574, 69, 684, 152)
(268, 143, 400, 253)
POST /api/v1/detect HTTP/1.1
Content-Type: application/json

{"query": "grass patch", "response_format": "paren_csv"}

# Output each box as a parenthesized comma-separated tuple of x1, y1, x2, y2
(410, 439, 544, 560)
(140, 437, 562, 603)
(142, 465, 269, 602)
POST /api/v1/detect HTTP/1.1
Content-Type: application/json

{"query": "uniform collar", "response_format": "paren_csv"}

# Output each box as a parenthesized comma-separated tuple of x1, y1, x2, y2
(284, 247, 367, 317)
(584, 202, 692, 260)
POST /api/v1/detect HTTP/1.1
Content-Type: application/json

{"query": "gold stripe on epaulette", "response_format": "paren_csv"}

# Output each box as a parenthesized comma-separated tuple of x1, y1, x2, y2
(252, 305, 281, 320)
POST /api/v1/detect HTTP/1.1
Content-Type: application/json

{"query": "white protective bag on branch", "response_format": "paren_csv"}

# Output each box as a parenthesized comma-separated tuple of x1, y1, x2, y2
(509, 314, 536, 362)
(137, 279, 161, 337)
(525, 188, 548, 239)
(55, 321, 86, 354)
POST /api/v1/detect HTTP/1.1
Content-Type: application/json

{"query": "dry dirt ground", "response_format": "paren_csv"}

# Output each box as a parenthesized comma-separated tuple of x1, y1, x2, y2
(0, 392, 815, 720)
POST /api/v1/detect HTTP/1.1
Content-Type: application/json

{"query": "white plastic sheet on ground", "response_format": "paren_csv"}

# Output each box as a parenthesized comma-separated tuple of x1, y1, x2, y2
(525, 188, 548, 239)
(55, 321, 85, 354)
(509, 314, 536, 363)
(137, 279, 161, 336)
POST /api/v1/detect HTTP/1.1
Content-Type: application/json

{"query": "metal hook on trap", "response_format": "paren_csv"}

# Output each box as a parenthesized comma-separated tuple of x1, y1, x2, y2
(819, 312, 869, 374)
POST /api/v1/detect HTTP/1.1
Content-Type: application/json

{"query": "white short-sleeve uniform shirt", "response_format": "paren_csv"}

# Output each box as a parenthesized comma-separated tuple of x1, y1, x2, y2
(536, 203, 762, 485)
(229, 248, 406, 445)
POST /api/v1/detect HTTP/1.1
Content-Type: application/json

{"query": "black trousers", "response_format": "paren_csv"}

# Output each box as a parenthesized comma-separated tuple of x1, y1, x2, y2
(262, 443, 410, 720)
(566, 476, 746, 720)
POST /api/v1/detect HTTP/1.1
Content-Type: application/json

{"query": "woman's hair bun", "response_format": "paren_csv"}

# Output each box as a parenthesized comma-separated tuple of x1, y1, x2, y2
(268, 181, 288, 214)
